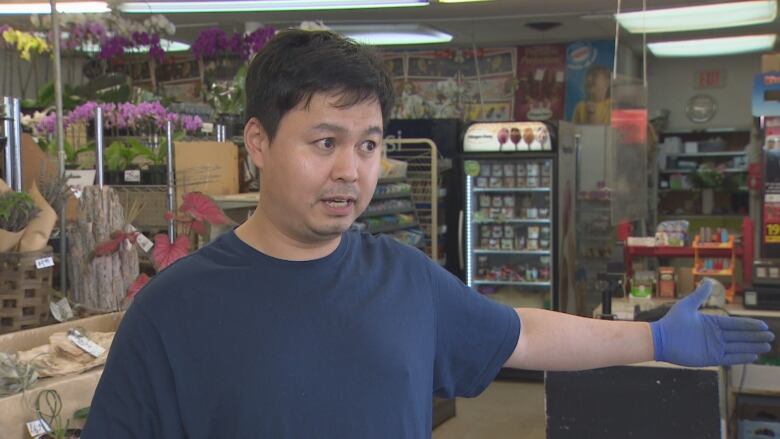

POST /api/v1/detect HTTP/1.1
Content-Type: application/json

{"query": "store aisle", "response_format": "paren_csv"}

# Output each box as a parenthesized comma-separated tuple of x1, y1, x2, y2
(433, 381, 546, 439)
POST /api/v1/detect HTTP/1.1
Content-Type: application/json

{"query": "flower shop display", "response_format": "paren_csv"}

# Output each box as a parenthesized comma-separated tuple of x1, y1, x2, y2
(0, 25, 50, 61)
(67, 185, 139, 312)
(0, 179, 57, 334)
(125, 192, 232, 303)
(32, 12, 176, 63)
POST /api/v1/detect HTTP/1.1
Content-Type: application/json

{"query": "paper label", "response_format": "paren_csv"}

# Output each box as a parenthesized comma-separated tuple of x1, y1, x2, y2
(50, 297, 74, 322)
(129, 225, 154, 252)
(68, 329, 106, 358)
(26, 419, 51, 437)
(35, 257, 54, 269)
(124, 169, 141, 183)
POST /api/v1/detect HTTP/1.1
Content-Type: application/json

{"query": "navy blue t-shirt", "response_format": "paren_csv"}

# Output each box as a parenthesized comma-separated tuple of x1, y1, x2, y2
(83, 230, 520, 438)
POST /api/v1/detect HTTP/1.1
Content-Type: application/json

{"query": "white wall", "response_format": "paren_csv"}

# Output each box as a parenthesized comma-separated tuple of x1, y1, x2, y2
(647, 53, 761, 131)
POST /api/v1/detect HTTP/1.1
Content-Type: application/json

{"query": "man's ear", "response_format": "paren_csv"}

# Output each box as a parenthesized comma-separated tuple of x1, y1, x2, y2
(244, 117, 270, 170)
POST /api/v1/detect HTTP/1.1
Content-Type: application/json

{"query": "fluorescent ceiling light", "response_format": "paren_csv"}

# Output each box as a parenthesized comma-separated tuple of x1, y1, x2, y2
(120, 0, 426, 13)
(63, 35, 190, 53)
(331, 24, 452, 45)
(648, 34, 776, 57)
(616, 0, 777, 33)
(0, 1, 109, 14)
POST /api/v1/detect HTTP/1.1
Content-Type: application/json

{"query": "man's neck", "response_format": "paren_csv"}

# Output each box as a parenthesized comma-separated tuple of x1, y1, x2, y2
(234, 208, 341, 261)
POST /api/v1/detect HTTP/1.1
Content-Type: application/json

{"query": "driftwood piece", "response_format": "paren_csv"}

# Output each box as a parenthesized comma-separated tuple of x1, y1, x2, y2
(67, 187, 139, 311)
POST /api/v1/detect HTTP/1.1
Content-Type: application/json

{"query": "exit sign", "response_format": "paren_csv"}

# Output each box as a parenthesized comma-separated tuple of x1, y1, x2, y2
(695, 70, 726, 89)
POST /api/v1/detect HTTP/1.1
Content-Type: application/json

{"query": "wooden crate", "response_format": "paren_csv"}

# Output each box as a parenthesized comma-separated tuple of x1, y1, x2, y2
(0, 247, 53, 334)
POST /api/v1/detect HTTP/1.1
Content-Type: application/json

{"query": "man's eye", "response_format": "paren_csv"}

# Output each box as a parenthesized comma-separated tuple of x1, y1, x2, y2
(360, 141, 377, 153)
(315, 138, 336, 150)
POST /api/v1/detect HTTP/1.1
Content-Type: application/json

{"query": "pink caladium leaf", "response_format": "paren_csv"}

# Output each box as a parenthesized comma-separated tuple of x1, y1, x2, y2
(190, 219, 209, 236)
(180, 192, 232, 226)
(152, 234, 190, 271)
(91, 230, 139, 260)
(127, 274, 151, 299)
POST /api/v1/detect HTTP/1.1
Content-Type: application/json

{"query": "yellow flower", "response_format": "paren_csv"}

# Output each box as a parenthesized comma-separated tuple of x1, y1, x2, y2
(2, 28, 50, 61)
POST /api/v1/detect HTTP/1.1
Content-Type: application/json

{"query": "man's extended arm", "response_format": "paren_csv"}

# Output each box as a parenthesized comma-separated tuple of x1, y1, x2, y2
(504, 280, 775, 370)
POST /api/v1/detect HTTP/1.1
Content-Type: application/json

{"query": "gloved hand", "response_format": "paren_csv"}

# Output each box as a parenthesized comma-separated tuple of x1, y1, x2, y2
(650, 279, 775, 367)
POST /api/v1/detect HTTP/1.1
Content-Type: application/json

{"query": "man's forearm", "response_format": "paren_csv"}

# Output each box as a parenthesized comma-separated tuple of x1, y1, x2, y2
(503, 308, 654, 371)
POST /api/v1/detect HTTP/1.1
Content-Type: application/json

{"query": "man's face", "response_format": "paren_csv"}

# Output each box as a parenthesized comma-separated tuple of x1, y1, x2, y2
(251, 92, 383, 244)
(523, 128, 535, 144)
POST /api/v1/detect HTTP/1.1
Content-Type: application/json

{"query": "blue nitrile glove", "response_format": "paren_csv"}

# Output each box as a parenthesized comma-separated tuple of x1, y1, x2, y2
(650, 279, 775, 367)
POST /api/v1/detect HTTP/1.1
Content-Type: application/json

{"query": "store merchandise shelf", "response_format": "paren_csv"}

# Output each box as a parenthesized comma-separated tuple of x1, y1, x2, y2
(473, 280, 551, 287)
(473, 218, 551, 224)
(659, 168, 747, 174)
(368, 222, 419, 234)
(626, 245, 742, 258)
(359, 207, 415, 218)
(474, 249, 550, 255)
(473, 187, 551, 193)
(372, 191, 412, 200)
(666, 151, 746, 158)
(693, 269, 734, 276)
(377, 177, 407, 184)
(694, 242, 733, 250)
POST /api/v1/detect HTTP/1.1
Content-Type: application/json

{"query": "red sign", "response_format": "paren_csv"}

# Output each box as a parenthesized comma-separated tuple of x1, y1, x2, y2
(611, 109, 648, 144)
(696, 70, 726, 89)
(749, 163, 762, 191)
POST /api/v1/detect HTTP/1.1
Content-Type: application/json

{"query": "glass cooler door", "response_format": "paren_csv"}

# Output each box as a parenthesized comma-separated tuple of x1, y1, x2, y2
(465, 157, 554, 309)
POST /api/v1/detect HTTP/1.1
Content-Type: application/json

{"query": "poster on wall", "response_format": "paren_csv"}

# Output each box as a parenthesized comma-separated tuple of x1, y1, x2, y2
(564, 40, 615, 124)
(383, 48, 516, 121)
(515, 44, 566, 122)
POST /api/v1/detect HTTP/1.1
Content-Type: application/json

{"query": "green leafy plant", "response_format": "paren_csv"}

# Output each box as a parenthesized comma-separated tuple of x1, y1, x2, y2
(690, 164, 735, 190)
(0, 352, 38, 396)
(37, 137, 93, 168)
(21, 81, 83, 111)
(0, 191, 40, 232)
(34, 390, 85, 439)
(105, 140, 140, 172)
(205, 64, 247, 115)
(131, 131, 184, 165)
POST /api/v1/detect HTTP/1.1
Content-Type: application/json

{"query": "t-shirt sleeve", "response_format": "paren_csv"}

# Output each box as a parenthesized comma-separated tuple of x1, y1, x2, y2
(429, 261, 521, 398)
(82, 303, 185, 439)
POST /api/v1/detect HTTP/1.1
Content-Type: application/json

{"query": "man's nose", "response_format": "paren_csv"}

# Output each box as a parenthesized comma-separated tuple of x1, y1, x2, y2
(332, 146, 359, 182)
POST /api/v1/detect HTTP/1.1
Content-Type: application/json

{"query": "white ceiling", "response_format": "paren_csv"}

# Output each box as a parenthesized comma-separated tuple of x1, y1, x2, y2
(5, 1, 778, 51)
(144, 0, 780, 51)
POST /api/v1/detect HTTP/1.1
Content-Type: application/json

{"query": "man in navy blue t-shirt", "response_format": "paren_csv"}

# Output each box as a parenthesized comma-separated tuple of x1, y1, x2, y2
(83, 30, 773, 438)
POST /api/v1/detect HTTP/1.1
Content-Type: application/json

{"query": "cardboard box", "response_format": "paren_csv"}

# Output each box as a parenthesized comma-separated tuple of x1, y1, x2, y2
(677, 267, 694, 298)
(174, 140, 239, 208)
(0, 313, 123, 439)
(763, 52, 780, 73)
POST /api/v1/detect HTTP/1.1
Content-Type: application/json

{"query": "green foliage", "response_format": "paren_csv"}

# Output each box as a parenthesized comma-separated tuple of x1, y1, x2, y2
(105, 140, 140, 172)
(37, 138, 93, 168)
(21, 81, 83, 111)
(0, 191, 40, 232)
(72, 407, 90, 420)
(690, 164, 736, 190)
(205, 63, 247, 115)
(0, 352, 38, 396)
(131, 131, 184, 165)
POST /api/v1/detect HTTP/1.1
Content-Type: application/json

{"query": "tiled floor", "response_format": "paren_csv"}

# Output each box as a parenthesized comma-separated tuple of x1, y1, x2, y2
(433, 380, 546, 439)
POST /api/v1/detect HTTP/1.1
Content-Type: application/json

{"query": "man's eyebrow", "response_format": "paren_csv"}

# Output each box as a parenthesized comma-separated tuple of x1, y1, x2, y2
(310, 123, 383, 137)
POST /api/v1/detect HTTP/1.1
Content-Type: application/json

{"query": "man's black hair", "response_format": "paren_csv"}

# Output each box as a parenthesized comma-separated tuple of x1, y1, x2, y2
(244, 30, 395, 141)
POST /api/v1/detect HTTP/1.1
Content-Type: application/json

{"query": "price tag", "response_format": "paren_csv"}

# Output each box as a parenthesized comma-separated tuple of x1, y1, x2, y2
(35, 257, 54, 270)
(124, 169, 141, 183)
(766, 224, 780, 243)
(67, 329, 105, 358)
(26, 419, 51, 437)
(50, 297, 74, 322)
(129, 225, 154, 252)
